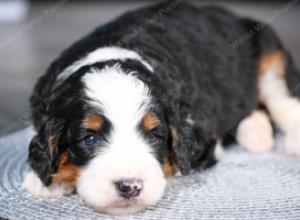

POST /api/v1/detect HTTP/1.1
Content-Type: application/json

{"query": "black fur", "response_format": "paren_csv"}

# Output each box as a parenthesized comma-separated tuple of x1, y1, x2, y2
(28, 1, 292, 184)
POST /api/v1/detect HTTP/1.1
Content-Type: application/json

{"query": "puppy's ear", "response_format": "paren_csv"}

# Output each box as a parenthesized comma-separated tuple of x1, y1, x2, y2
(168, 122, 194, 176)
(28, 121, 63, 186)
(167, 111, 218, 176)
(28, 135, 53, 186)
(168, 122, 217, 175)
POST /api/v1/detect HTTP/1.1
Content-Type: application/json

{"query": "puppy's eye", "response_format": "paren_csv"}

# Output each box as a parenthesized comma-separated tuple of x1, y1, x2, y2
(83, 134, 99, 145)
(147, 131, 164, 143)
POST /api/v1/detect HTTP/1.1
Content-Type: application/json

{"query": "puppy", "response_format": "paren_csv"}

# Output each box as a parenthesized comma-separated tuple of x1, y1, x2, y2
(22, 1, 300, 215)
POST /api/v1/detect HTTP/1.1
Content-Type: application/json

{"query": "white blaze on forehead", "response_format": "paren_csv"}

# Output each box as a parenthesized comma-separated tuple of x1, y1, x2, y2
(57, 46, 153, 83)
(82, 65, 151, 128)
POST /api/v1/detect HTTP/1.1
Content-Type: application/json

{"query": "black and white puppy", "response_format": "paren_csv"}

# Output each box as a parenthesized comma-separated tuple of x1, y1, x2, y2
(22, 1, 300, 215)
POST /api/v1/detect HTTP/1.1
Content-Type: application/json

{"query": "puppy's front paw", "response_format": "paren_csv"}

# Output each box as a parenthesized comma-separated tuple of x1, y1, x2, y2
(21, 171, 74, 197)
(285, 126, 300, 156)
(237, 111, 274, 153)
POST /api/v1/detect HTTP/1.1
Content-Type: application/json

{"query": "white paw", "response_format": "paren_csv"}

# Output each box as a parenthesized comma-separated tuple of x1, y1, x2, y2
(285, 126, 300, 156)
(21, 171, 74, 197)
(237, 111, 274, 153)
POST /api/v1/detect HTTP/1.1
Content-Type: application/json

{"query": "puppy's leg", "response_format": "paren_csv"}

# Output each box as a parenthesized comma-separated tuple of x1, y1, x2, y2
(22, 171, 74, 197)
(258, 51, 300, 155)
(237, 110, 274, 153)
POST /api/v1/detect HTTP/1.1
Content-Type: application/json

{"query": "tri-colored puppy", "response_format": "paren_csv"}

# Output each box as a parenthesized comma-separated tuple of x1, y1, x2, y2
(22, 1, 300, 215)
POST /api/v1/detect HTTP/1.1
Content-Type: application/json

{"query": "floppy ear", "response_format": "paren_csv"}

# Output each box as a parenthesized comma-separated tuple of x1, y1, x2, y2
(28, 120, 63, 186)
(28, 135, 53, 186)
(169, 123, 194, 175)
(168, 120, 218, 175)
(165, 101, 196, 175)
(167, 107, 218, 176)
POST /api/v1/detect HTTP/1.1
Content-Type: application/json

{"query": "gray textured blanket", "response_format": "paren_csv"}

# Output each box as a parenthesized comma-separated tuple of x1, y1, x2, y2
(0, 128, 300, 220)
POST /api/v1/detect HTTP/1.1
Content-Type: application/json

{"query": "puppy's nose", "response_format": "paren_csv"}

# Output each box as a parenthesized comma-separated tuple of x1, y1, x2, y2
(115, 179, 143, 199)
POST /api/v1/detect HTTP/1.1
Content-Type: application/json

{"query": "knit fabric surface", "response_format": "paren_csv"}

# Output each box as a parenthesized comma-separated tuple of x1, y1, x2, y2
(0, 127, 300, 220)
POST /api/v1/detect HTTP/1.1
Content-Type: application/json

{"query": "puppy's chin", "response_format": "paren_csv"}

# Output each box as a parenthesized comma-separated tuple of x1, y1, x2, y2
(76, 152, 167, 215)
(87, 199, 151, 215)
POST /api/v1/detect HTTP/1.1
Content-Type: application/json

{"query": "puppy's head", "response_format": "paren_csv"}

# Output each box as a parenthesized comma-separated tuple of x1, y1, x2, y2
(29, 62, 193, 214)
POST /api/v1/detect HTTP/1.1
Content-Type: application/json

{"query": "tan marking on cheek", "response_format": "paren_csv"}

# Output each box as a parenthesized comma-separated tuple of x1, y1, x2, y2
(162, 152, 178, 178)
(141, 112, 160, 132)
(162, 127, 179, 178)
(52, 152, 80, 187)
(82, 114, 104, 131)
(258, 51, 285, 77)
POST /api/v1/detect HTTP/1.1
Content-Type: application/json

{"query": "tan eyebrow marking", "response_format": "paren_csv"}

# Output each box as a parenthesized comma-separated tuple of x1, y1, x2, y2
(162, 152, 178, 178)
(141, 112, 160, 132)
(82, 114, 104, 131)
